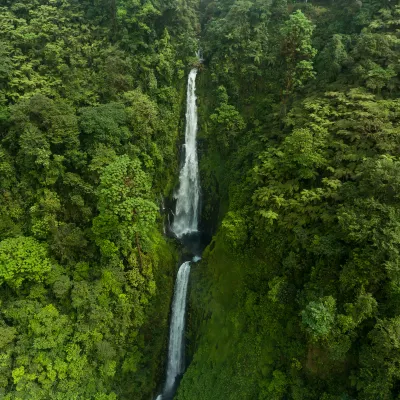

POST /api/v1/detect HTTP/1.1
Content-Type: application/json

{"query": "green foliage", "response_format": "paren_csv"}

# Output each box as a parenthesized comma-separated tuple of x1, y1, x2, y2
(79, 102, 130, 148)
(221, 211, 248, 249)
(210, 86, 245, 150)
(0, 0, 195, 398)
(280, 10, 317, 101)
(351, 7, 400, 93)
(0, 236, 52, 289)
(93, 154, 158, 268)
(263, 370, 288, 400)
(357, 317, 400, 399)
(182, 1, 400, 399)
(302, 297, 336, 339)
(3, 0, 400, 398)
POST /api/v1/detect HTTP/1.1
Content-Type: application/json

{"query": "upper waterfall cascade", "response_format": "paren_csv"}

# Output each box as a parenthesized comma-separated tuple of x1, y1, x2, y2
(171, 68, 200, 238)
(156, 68, 200, 400)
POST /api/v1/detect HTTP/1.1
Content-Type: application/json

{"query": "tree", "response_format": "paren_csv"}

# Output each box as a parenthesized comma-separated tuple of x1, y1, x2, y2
(280, 10, 317, 113)
(302, 296, 336, 339)
(210, 86, 245, 151)
(92, 155, 158, 257)
(0, 236, 52, 289)
(0, 0, 194, 398)
(357, 317, 400, 399)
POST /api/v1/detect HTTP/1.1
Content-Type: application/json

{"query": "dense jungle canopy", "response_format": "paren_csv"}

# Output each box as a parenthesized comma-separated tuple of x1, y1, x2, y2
(1, 0, 400, 399)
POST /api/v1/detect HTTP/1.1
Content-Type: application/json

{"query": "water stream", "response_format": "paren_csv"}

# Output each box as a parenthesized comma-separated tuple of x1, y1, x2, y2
(155, 68, 200, 400)
(171, 68, 200, 239)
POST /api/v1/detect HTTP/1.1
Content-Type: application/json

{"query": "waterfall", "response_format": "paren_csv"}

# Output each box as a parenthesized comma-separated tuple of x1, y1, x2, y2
(155, 68, 200, 400)
(171, 68, 200, 238)
(163, 261, 191, 396)
(156, 261, 193, 400)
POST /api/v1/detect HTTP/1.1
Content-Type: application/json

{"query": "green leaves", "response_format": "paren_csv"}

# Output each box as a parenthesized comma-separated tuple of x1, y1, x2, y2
(0, 0, 192, 398)
(302, 296, 336, 339)
(351, 7, 400, 93)
(357, 317, 400, 399)
(93, 155, 158, 259)
(79, 102, 130, 149)
(210, 86, 245, 150)
(0, 236, 52, 289)
(221, 211, 248, 248)
(185, 2, 400, 399)
(280, 10, 317, 107)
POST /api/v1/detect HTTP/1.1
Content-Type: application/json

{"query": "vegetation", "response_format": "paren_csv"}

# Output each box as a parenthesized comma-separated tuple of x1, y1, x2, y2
(2, 0, 400, 399)
(179, 1, 400, 399)
(0, 0, 199, 398)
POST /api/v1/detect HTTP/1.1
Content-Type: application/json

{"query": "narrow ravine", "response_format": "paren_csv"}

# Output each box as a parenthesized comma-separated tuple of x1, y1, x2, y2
(155, 67, 200, 400)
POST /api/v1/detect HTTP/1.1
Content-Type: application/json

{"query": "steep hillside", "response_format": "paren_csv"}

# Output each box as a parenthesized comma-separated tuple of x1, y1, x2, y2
(179, 1, 400, 399)
(0, 0, 199, 398)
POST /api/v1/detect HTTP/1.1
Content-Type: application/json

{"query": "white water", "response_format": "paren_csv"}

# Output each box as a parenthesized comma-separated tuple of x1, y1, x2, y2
(163, 261, 191, 395)
(156, 262, 193, 400)
(171, 69, 200, 238)
(155, 69, 200, 400)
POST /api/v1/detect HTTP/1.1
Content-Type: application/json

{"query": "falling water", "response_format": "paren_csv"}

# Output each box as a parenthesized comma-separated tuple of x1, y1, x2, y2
(171, 68, 200, 238)
(155, 69, 200, 400)
(163, 261, 191, 396)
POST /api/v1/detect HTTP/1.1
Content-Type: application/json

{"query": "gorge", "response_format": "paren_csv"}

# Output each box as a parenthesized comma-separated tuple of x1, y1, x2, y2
(1, 1, 400, 399)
